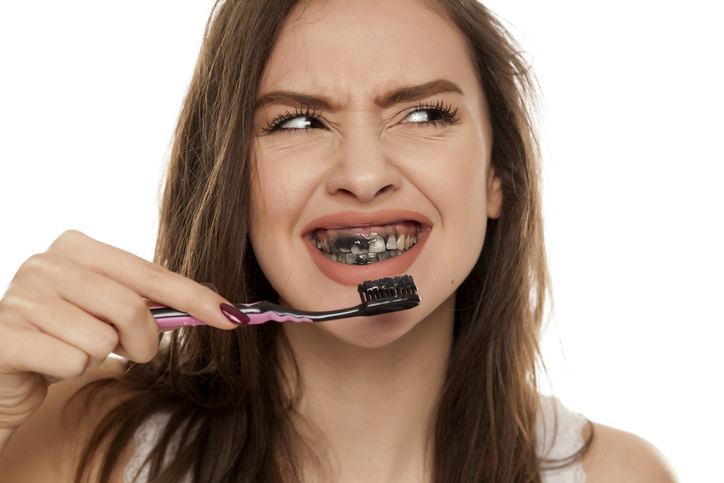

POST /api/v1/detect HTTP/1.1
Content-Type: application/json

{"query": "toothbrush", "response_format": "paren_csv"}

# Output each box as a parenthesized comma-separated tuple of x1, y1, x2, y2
(152, 275, 420, 328)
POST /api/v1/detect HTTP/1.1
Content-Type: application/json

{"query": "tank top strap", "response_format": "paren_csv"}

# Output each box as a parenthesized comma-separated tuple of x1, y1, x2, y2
(537, 395, 588, 483)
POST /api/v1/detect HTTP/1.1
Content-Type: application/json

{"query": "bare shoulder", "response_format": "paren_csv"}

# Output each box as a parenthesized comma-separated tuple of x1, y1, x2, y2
(0, 358, 135, 482)
(582, 422, 678, 483)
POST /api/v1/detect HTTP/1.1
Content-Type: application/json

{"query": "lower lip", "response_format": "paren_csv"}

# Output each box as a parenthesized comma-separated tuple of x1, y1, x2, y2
(305, 231, 428, 286)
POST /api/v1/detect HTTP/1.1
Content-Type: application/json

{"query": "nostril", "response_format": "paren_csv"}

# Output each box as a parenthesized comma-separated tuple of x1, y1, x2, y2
(334, 184, 396, 201)
(336, 188, 355, 199)
(326, 156, 402, 203)
(376, 184, 395, 196)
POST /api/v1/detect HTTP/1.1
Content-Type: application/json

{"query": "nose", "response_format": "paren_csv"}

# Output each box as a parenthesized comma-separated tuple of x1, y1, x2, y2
(325, 129, 402, 204)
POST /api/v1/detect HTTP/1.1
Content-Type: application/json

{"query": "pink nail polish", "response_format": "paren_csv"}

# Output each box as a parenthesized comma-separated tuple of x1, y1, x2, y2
(219, 303, 249, 326)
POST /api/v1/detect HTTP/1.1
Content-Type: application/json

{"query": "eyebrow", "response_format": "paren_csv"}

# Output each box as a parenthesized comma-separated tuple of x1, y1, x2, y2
(255, 92, 332, 111)
(376, 79, 464, 108)
(255, 79, 464, 112)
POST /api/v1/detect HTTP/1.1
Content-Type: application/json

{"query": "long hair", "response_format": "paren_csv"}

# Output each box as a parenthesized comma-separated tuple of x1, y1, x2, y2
(75, 1, 558, 481)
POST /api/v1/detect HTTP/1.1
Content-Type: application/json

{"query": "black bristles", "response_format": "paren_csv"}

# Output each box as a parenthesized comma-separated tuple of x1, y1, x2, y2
(357, 275, 418, 303)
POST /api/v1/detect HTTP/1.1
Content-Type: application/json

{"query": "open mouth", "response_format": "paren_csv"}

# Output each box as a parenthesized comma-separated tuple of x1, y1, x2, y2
(312, 221, 419, 266)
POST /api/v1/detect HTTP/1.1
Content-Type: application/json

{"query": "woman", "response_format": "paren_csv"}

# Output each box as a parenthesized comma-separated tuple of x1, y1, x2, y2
(0, 0, 676, 481)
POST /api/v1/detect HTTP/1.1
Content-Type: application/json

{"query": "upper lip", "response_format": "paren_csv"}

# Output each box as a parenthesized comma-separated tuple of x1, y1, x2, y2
(302, 210, 433, 236)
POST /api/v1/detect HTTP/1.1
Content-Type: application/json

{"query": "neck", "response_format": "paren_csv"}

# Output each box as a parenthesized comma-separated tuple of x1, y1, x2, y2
(280, 294, 455, 483)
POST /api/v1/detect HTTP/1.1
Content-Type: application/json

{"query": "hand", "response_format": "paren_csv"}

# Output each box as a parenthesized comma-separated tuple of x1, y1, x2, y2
(0, 230, 245, 438)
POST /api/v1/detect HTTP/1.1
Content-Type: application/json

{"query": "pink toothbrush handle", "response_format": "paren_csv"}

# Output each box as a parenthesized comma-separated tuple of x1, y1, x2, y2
(156, 315, 208, 328)
(149, 304, 208, 329)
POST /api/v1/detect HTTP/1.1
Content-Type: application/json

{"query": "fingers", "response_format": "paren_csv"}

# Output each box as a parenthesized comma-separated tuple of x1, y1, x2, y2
(0, 230, 245, 433)
(53, 267, 158, 362)
(1, 229, 247, 384)
(10, 296, 120, 364)
(0, 327, 88, 382)
(47, 231, 245, 330)
(8, 246, 157, 364)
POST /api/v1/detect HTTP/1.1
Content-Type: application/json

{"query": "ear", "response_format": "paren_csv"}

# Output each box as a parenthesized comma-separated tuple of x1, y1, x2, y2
(486, 166, 503, 219)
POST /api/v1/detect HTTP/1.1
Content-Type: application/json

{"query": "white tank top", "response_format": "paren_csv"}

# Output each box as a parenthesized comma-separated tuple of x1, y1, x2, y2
(537, 396, 588, 483)
(124, 396, 587, 482)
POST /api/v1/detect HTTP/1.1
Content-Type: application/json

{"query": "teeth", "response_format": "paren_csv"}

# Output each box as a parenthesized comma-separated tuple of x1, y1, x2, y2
(316, 231, 419, 265)
(369, 235, 385, 253)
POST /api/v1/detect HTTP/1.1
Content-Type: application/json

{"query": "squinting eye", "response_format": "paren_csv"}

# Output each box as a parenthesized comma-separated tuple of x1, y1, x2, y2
(263, 109, 326, 134)
(280, 116, 323, 130)
(402, 110, 446, 124)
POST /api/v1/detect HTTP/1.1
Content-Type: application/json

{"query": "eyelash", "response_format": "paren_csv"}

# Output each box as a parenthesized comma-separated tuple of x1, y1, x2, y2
(263, 107, 322, 133)
(406, 100, 460, 125)
(261, 100, 460, 134)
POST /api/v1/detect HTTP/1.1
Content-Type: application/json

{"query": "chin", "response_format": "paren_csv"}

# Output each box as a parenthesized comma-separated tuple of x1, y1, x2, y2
(281, 308, 422, 351)
(324, 312, 420, 349)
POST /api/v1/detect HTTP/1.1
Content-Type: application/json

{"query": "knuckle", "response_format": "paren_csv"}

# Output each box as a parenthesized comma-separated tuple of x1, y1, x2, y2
(51, 230, 86, 251)
(91, 327, 120, 358)
(111, 292, 138, 325)
(59, 350, 89, 380)
(72, 266, 96, 285)
(0, 293, 21, 316)
(0, 293, 33, 325)
(123, 336, 158, 364)
(193, 282, 216, 302)
(137, 341, 159, 363)
(16, 253, 48, 279)
(13, 253, 66, 290)
(139, 261, 170, 286)
(122, 296, 151, 326)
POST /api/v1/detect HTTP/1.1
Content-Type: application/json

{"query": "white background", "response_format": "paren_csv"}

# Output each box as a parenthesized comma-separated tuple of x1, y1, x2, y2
(1, 1, 722, 480)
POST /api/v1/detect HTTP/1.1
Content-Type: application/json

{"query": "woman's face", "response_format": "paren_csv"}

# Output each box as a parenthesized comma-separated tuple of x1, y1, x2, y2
(250, 0, 501, 348)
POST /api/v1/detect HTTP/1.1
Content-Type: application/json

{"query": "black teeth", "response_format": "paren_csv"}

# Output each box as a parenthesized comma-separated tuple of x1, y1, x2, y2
(337, 236, 369, 252)
(357, 275, 418, 303)
(317, 231, 418, 265)
(353, 254, 368, 265)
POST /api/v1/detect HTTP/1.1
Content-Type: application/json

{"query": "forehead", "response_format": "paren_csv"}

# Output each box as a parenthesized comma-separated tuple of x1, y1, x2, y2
(260, 0, 481, 103)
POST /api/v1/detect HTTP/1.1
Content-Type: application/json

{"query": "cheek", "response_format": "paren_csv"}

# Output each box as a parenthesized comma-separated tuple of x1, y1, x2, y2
(404, 137, 489, 222)
(249, 159, 294, 277)
(250, 154, 314, 237)
(436, 161, 488, 265)
(249, 152, 325, 283)
(448, 146, 490, 257)
(399, 132, 489, 284)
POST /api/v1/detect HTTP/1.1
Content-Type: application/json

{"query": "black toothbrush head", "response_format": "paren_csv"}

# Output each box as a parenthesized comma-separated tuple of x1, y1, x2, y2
(357, 275, 418, 302)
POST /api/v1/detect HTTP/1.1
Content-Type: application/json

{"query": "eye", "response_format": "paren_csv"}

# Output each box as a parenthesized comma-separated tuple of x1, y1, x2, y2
(403, 110, 446, 123)
(280, 116, 324, 130)
(400, 101, 459, 126)
(263, 109, 326, 133)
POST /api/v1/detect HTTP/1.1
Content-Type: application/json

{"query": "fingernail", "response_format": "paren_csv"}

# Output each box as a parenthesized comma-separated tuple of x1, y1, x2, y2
(219, 303, 249, 326)
(202, 282, 218, 293)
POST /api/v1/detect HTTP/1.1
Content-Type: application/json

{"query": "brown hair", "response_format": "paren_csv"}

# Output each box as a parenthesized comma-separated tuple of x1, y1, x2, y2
(75, 0, 578, 481)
